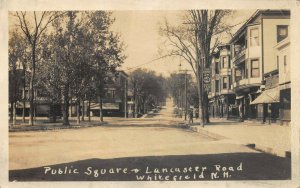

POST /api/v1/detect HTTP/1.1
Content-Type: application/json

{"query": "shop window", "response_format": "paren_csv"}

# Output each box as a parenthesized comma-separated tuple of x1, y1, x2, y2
(277, 25, 288, 43)
(250, 28, 259, 46)
(251, 59, 260, 78)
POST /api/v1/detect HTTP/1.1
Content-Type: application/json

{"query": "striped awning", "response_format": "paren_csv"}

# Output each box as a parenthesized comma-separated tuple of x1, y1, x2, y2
(250, 87, 279, 105)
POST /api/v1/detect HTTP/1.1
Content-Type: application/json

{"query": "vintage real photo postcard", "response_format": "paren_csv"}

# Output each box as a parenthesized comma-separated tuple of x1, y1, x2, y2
(1, 0, 300, 187)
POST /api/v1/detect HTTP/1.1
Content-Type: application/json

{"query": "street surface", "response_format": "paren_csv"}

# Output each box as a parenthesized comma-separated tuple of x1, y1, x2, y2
(9, 98, 291, 181)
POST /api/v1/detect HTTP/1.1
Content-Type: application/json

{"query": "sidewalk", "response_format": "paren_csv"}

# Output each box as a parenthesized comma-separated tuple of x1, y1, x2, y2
(8, 117, 116, 132)
(188, 118, 291, 158)
(8, 116, 160, 132)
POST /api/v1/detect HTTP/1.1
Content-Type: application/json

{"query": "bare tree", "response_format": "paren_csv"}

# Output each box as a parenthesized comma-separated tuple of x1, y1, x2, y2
(9, 31, 24, 125)
(13, 11, 63, 126)
(160, 10, 231, 125)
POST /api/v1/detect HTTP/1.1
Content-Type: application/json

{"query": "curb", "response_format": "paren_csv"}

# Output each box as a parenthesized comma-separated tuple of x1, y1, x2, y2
(189, 126, 226, 140)
(189, 126, 291, 158)
(9, 122, 108, 132)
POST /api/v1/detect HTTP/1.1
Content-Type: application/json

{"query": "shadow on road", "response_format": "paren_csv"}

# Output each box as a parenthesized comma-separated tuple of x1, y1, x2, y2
(104, 121, 181, 128)
(10, 152, 291, 181)
(204, 121, 241, 126)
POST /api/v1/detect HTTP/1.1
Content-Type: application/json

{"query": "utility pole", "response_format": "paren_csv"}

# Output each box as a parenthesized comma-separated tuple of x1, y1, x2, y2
(184, 70, 188, 121)
(124, 78, 127, 118)
(179, 63, 191, 121)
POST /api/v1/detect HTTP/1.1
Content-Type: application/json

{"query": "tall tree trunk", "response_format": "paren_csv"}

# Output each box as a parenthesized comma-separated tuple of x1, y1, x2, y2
(196, 62, 204, 126)
(81, 99, 85, 121)
(70, 99, 73, 117)
(22, 69, 26, 123)
(135, 94, 138, 118)
(52, 103, 57, 123)
(88, 99, 91, 122)
(99, 96, 103, 122)
(29, 46, 36, 126)
(13, 102, 16, 126)
(203, 91, 209, 123)
(62, 86, 70, 126)
(76, 99, 80, 125)
(10, 101, 13, 122)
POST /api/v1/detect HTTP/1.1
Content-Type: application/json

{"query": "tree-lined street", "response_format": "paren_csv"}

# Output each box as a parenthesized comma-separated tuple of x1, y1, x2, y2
(9, 98, 290, 180)
(8, 10, 292, 182)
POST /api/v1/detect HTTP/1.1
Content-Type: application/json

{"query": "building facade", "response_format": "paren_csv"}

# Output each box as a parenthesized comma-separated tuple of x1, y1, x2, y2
(208, 10, 291, 124)
(249, 10, 290, 124)
(276, 37, 291, 124)
(230, 10, 290, 122)
(89, 70, 129, 117)
(209, 44, 237, 119)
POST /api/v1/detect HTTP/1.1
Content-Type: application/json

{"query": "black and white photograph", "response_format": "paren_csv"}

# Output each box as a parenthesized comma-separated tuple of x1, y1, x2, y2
(1, 1, 300, 187)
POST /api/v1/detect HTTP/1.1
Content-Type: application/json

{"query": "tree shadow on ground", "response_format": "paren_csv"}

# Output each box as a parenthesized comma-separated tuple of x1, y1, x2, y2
(105, 120, 182, 128)
(202, 121, 241, 126)
(10, 152, 291, 181)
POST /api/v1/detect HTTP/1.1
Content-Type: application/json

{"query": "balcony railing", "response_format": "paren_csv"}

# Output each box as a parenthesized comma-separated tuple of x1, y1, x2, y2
(232, 47, 246, 65)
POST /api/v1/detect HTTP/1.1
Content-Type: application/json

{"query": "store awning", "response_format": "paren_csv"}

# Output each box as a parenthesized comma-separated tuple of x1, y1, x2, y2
(250, 87, 279, 105)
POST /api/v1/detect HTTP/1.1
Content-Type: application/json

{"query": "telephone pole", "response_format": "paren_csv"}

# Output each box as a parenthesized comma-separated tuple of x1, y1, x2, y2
(179, 63, 191, 121)
(124, 79, 127, 118)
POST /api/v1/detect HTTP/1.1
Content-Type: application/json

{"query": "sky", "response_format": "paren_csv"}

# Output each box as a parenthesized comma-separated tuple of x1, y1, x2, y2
(8, 10, 255, 77)
(111, 10, 255, 77)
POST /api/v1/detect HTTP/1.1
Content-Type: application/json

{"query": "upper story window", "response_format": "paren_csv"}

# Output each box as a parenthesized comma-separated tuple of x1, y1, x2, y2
(215, 80, 220, 92)
(277, 25, 288, 43)
(222, 77, 228, 89)
(106, 89, 116, 98)
(235, 69, 242, 82)
(222, 56, 229, 68)
(250, 28, 259, 46)
(250, 59, 260, 78)
(215, 62, 219, 74)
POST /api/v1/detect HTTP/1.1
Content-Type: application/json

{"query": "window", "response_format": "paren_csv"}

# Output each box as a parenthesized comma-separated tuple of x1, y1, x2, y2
(223, 77, 228, 89)
(215, 62, 219, 74)
(277, 25, 288, 43)
(106, 89, 116, 98)
(251, 59, 260, 77)
(250, 28, 259, 46)
(244, 61, 248, 79)
(284, 55, 287, 73)
(215, 80, 220, 92)
(222, 56, 229, 68)
(235, 69, 242, 82)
